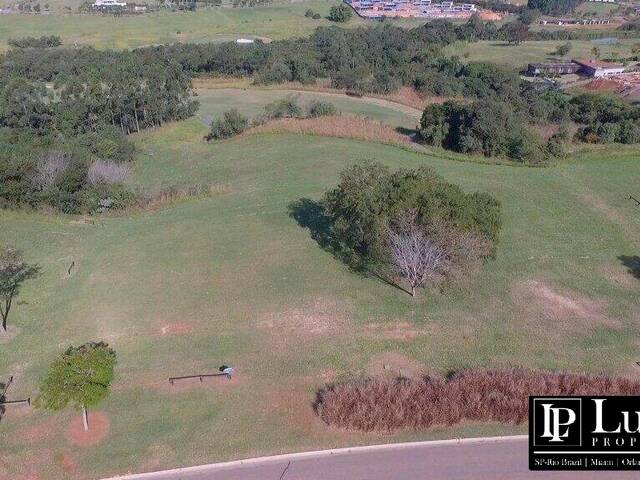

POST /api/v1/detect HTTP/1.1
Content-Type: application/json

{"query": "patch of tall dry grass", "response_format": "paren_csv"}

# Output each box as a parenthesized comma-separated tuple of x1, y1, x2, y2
(247, 114, 411, 146)
(133, 183, 232, 211)
(314, 368, 640, 432)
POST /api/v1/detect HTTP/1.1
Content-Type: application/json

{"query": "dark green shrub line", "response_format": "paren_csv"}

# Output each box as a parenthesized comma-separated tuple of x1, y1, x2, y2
(8, 35, 62, 48)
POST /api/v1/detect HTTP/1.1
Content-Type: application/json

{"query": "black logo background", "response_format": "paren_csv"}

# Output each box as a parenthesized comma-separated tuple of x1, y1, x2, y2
(529, 395, 640, 471)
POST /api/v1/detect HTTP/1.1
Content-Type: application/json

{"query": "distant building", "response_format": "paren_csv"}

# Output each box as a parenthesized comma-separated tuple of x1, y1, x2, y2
(527, 59, 624, 77)
(93, 0, 126, 7)
(527, 62, 581, 76)
(236, 38, 254, 44)
(571, 59, 625, 77)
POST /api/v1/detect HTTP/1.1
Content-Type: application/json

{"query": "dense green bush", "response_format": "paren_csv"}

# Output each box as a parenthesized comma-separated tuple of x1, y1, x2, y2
(206, 109, 249, 140)
(308, 101, 337, 117)
(420, 87, 640, 160)
(419, 100, 545, 163)
(323, 162, 501, 266)
(0, 127, 136, 213)
(263, 97, 303, 119)
(328, 3, 352, 22)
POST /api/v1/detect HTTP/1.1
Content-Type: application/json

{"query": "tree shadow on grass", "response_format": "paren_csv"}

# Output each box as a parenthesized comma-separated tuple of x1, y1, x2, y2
(0, 380, 6, 424)
(287, 198, 336, 251)
(288, 198, 409, 294)
(618, 255, 640, 280)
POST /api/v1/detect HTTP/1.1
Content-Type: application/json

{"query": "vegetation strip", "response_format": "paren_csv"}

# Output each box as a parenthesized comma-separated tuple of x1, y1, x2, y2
(315, 368, 640, 432)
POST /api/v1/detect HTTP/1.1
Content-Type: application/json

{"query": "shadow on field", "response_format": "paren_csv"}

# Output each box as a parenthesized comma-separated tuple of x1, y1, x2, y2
(288, 198, 338, 251)
(618, 255, 640, 280)
(287, 198, 409, 294)
(0, 380, 6, 423)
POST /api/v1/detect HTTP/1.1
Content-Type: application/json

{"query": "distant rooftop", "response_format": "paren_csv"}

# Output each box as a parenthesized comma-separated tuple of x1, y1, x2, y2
(572, 59, 624, 69)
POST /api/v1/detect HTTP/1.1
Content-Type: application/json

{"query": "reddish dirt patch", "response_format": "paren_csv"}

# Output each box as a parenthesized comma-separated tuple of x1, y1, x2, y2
(67, 411, 110, 447)
(367, 352, 426, 379)
(584, 78, 622, 93)
(511, 279, 618, 329)
(258, 298, 344, 341)
(600, 264, 636, 289)
(0, 325, 21, 344)
(363, 321, 424, 342)
(158, 322, 196, 336)
(54, 451, 77, 475)
(18, 419, 59, 443)
(579, 193, 625, 226)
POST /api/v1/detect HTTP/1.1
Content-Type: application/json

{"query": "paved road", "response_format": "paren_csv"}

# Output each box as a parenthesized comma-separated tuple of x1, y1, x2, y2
(108, 437, 640, 480)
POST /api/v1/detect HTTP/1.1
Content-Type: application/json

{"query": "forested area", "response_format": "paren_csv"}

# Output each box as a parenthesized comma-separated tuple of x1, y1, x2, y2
(139, 18, 582, 95)
(419, 90, 640, 162)
(2, 14, 639, 211)
(527, 0, 584, 16)
(136, 18, 640, 163)
(0, 47, 196, 213)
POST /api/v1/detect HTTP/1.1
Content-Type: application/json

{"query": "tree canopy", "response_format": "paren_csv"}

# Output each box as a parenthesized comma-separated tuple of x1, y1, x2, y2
(0, 247, 39, 331)
(36, 342, 117, 412)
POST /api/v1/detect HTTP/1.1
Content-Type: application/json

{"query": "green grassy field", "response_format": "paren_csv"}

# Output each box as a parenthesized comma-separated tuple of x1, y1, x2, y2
(0, 1, 367, 51)
(1, 99, 640, 478)
(195, 88, 421, 130)
(445, 39, 640, 68)
(575, 1, 620, 16)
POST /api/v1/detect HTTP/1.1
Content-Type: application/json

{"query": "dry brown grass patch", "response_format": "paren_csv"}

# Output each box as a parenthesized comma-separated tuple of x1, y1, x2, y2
(0, 325, 21, 344)
(370, 86, 433, 110)
(315, 368, 640, 433)
(246, 114, 411, 146)
(367, 352, 426, 379)
(258, 297, 344, 340)
(363, 322, 425, 342)
(133, 183, 233, 212)
(511, 279, 618, 330)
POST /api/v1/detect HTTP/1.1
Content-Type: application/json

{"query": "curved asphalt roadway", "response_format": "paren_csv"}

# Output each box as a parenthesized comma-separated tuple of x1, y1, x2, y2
(107, 436, 640, 480)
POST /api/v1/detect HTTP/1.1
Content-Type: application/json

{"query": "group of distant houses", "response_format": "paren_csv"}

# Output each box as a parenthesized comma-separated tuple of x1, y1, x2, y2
(527, 59, 626, 78)
(349, 0, 479, 19)
(92, 0, 147, 11)
(540, 18, 611, 26)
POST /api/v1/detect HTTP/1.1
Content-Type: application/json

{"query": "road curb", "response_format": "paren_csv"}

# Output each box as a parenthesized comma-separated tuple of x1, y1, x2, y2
(103, 434, 528, 479)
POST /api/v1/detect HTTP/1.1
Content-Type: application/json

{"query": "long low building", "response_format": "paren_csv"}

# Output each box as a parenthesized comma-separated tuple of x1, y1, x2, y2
(527, 59, 624, 78)
(571, 59, 625, 78)
(527, 62, 581, 76)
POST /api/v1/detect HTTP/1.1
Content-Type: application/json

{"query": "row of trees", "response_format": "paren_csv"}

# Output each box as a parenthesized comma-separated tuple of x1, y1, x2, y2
(0, 48, 197, 135)
(136, 17, 576, 96)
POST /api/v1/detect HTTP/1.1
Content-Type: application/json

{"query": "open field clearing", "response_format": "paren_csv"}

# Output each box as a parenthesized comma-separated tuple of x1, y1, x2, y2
(195, 88, 421, 130)
(445, 39, 640, 68)
(1, 102, 640, 477)
(0, 1, 361, 51)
